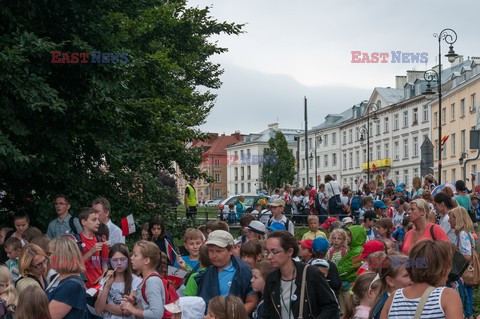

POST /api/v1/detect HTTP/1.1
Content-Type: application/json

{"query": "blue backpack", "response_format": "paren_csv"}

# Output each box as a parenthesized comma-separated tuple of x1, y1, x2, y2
(350, 196, 361, 211)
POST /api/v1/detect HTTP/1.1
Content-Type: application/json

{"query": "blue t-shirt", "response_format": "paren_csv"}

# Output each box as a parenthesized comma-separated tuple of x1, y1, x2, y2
(47, 275, 87, 319)
(218, 262, 236, 297)
(173, 255, 199, 270)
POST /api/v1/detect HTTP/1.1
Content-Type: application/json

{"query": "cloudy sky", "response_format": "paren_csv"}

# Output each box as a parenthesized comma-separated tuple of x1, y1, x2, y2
(188, 0, 480, 134)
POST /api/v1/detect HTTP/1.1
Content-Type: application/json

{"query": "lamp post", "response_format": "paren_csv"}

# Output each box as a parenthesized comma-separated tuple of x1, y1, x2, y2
(459, 151, 468, 182)
(422, 28, 459, 185)
(314, 131, 323, 188)
(358, 103, 380, 186)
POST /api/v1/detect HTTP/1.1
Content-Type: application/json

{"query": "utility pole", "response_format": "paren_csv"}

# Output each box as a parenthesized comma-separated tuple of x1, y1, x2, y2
(304, 97, 309, 186)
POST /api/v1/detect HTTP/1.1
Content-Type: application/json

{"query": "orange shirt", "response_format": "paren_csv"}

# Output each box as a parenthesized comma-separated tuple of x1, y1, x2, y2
(401, 223, 449, 254)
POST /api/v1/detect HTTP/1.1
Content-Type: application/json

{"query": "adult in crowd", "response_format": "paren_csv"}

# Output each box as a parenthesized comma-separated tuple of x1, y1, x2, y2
(402, 198, 449, 254)
(16, 285, 51, 319)
(411, 176, 424, 198)
(46, 237, 87, 319)
(196, 230, 258, 315)
(324, 174, 345, 219)
(263, 230, 338, 318)
(5, 211, 30, 245)
(16, 243, 48, 293)
(92, 197, 125, 245)
(423, 174, 436, 191)
(381, 240, 463, 318)
(184, 177, 198, 219)
(433, 192, 456, 243)
(455, 180, 471, 213)
(46, 195, 82, 238)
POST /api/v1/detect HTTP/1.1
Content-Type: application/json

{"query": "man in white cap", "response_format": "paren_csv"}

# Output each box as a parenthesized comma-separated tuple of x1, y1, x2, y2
(196, 230, 258, 315)
(266, 199, 294, 235)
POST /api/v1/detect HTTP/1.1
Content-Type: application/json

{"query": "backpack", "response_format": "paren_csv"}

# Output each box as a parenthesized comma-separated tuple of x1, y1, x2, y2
(141, 273, 179, 319)
(267, 216, 292, 231)
(350, 196, 361, 211)
(68, 216, 80, 235)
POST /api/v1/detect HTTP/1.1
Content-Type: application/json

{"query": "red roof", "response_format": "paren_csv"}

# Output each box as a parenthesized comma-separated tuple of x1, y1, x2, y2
(192, 133, 243, 155)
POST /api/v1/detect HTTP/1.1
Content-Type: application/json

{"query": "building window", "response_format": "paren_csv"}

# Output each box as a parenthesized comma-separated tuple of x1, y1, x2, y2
(403, 139, 409, 158)
(343, 153, 347, 170)
(461, 130, 466, 153)
(451, 133, 456, 156)
(215, 173, 220, 182)
(452, 169, 456, 181)
(247, 166, 251, 180)
(394, 114, 399, 130)
(316, 156, 320, 168)
(234, 167, 238, 181)
(332, 132, 337, 145)
(349, 129, 353, 143)
(355, 151, 360, 167)
(369, 125, 373, 137)
(332, 153, 337, 166)
(434, 112, 438, 127)
(395, 171, 399, 185)
(451, 103, 455, 120)
(442, 142, 447, 159)
(308, 138, 312, 149)
(369, 147, 373, 162)
(442, 171, 447, 184)
(394, 141, 399, 160)
(349, 152, 353, 169)
(403, 111, 408, 128)
(324, 154, 328, 167)
(309, 157, 313, 168)
(384, 117, 389, 133)
(241, 167, 244, 180)
(216, 189, 221, 197)
(324, 134, 328, 146)
(363, 149, 367, 163)
(413, 108, 418, 124)
(235, 184, 238, 194)
(241, 183, 244, 193)
(414, 168, 419, 177)
(473, 164, 477, 175)
(376, 145, 381, 159)
(302, 159, 305, 170)
(343, 131, 346, 145)
(435, 139, 439, 160)
(385, 143, 389, 158)
(442, 107, 446, 124)
(472, 94, 477, 111)
(413, 137, 418, 157)
(404, 170, 409, 187)
(423, 105, 428, 122)
(376, 121, 381, 135)
(461, 98, 466, 117)
(247, 183, 251, 193)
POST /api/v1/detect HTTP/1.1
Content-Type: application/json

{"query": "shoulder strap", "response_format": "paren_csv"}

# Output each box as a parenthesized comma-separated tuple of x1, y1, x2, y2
(182, 263, 200, 286)
(414, 286, 436, 319)
(298, 265, 309, 319)
(429, 224, 436, 241)
(341, 247, 347, 257)
(329, 249, 334, 260)
(141, 273, 162, 305)
(69, 217, 78, 235)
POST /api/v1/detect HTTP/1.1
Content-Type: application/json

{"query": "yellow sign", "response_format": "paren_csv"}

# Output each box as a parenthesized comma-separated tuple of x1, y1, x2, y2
(362, 158, 391, 171)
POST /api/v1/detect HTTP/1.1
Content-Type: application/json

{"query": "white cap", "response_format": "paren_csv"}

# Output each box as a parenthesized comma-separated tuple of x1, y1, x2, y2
(164, 296, 206, 319)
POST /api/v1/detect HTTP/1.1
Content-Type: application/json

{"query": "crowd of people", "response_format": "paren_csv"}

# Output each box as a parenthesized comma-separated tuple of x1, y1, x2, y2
(0, 173, 480, 318)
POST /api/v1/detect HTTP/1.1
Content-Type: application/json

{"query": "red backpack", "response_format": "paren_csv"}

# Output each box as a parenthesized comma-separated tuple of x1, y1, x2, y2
(141, 273, 179, 319)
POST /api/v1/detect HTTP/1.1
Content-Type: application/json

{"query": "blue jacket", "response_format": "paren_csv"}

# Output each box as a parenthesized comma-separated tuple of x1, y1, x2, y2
(196, 255, 252, 310)
(370, 291, 389, 319)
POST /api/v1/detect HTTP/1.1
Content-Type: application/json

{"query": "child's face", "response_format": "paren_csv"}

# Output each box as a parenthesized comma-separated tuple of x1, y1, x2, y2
(331, 234, 343, 248)
(4, 246, 20, 260)
(366, 201, 373, 208)
(110, 251, 128, 273)
(377, 226, 387, 237)
(82, 213, 100, 232)
(151, 225, 162, 239)
(241, 255, 257, 269)
(397, 204, 405, 212)
(299, 246, 312, 259)
(385, 241, 395, 254)
(185, 238, 203, 258)
(14, 218, 29, 235)
(251, 268, 266, 293)
(131, 245, 146, 271)
(308, 219, 319, 232)
(388, 267, 412, 290)
(141, 230, 149, 240)
(367, 219, 376, 228)
(385, 201, 392, 208)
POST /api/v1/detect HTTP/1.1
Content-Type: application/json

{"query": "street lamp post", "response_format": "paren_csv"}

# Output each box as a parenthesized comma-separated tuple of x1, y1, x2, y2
(358, 103, 380, 186)
(422, 28, 459, 185)
(314, 131, 323, 189)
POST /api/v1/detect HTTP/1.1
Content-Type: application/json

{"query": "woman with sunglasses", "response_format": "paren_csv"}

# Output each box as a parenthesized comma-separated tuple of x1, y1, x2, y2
(16, 243, 48, 293)
(263, 230, 338, 319)
(95, 243, 141, 319)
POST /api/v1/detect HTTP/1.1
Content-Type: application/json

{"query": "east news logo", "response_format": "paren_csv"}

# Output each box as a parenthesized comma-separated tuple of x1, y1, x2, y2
(51, 51, 129, 63)
(351, 51, 428, 63)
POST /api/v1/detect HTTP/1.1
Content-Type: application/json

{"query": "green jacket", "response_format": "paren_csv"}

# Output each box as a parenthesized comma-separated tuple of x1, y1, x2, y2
(337, 225, 366, 283)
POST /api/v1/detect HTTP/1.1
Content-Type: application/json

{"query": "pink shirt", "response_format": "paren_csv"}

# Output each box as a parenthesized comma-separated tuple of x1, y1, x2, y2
(401, 223, 449, 254)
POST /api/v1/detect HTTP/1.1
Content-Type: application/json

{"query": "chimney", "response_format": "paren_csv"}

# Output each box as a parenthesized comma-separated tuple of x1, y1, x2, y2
(395, 75, 407, 89)
(406, 70, 425, 83)
(268, 123, 279, 130)
(471, 57, 480, 64)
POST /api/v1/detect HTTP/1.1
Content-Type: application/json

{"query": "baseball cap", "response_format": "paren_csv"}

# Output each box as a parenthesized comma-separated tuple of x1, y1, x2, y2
(373, 200, 387, 210)
(205, 230, 234, 247)
(164, 297, 206, 319)
(247, 220, 267, 235)
(312, 237, 329, 254)
(364, 211, 378, 221)
(321, 217, 339, 229)
(311, 258, 330, 269)
(266, 222, 286, 232)
(394, 186, 403, 193)
(359, 240, 385, 260)
(299, 239, 313, 249)
(270, 199, 285, 207)
(342, 217, 354, 225)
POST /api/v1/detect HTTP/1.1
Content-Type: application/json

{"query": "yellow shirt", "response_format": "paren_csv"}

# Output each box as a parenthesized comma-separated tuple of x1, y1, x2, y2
(302, 230, 327, 240)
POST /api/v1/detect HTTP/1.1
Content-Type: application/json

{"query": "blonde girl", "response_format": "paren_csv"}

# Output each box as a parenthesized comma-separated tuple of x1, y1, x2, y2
(327, 228, 349, 265)
(0, 265, 17, 316)
(343, 271, 382, 319)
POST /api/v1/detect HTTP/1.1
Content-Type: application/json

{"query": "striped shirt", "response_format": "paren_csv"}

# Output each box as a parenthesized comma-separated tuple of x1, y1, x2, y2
(388, 287, 445, 319)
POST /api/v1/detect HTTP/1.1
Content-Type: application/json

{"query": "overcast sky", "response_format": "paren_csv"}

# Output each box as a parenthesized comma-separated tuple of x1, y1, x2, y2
(188, 0, 480, 134)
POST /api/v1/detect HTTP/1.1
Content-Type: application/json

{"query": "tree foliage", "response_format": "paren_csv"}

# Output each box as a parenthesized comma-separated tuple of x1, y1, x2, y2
(261, 131, 296, 191)
(0, 0, 243, 229)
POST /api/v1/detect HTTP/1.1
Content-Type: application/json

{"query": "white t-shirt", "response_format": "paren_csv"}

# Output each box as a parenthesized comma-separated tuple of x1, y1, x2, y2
(101, 275, 142, 319)
(106, 220, 126, 246)
(325, 181, 341, 198)
(392, 211, 405, 228)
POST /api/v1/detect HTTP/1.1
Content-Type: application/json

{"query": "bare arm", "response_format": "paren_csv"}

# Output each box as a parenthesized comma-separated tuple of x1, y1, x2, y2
(380, 292, 395, 319)
(49, 300, 72, 319)
(442, 287, 463, 319)
(244, 293, 259, 315)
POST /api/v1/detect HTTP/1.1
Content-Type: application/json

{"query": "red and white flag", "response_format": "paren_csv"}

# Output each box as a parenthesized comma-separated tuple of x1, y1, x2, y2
(358, 178, 364, 185)
(165, 239, 177, 266)
(121, 214, 136, 236)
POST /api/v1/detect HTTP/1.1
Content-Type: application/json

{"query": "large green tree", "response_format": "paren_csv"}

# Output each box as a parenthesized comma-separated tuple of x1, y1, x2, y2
(261, 131, 296, 191)
(0, 0, 242, 232)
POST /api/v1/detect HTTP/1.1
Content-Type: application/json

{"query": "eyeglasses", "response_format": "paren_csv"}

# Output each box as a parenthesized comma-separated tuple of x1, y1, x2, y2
(111, 257, 128, 263)
(263, 249, 285, 257)
(368, 273, 380, 291)
(32, 257, 49, 269)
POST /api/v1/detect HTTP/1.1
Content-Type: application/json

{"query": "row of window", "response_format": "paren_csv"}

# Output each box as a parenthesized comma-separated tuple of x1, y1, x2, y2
(301, 153, 337, 170)
(300, 132, 337, 151)
(433, 93, 477, 127)
(234, 183, 252, 194)
(234, 166, 252, 180)
(438, 164, 478, 184)
(302, 175, 337, 187)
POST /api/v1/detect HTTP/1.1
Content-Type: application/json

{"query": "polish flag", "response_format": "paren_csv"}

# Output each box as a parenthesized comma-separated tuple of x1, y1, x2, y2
(165, 239, 176, 266)
(358, 178, 364, 185)
(121, 214, 136, 236)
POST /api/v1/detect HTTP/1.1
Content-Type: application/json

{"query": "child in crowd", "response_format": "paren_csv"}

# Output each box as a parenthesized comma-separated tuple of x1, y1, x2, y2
(183, 244, 212, 297)
(327, 228, 349, 265)
(149, 215, 177, 266)
(0, 265, 17, 317)
(312, 237, 342, 296)
(251, 261, 275, 319)
(95, 243, 142, 319)
(382, 238, 397, 255)
(392, 216, 410, 250)
(299, 239, 314, 265)
(231, 239, 241, 258)
(358, 197, 374, 223)
(7, 212, 30, 245)
(265, 222, 286, 236)
(121, 240, 173, 318)
(245, 221, 267, 242)
(228, 203, 237, 224)
(0, 227, 13, 264)
(174, 228, 203, 271)
(250, 203, 262, 220)
(3, 237, 21, 281)
(20, 227, 42, 244)
(356, 240, 385, 275)
(16, 285, 50, 319)
(302, 215, 327, 240)
(205, 295, 247, 319)
(343, 271, 381, 319)
(392, 199, 406, 228)
(376, 218, 396, 250)
(382, 198, 394, 218)
(240, 241, 264, 269)
(141, 223, 150, 241)
(362, 211, 378, 242)
(239, 214, 256, 243)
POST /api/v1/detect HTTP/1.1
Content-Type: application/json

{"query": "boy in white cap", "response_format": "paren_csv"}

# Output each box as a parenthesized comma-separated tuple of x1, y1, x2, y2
(266, 199, 294, 235)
